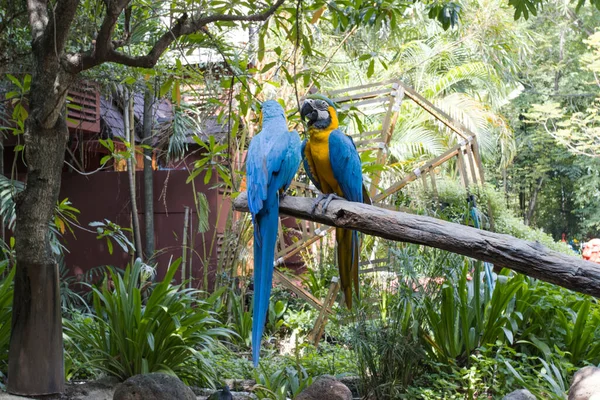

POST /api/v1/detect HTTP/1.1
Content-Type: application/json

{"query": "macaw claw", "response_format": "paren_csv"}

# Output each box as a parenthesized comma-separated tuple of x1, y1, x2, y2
(311, 193, 345, 215)
(311, 193, 328, 215)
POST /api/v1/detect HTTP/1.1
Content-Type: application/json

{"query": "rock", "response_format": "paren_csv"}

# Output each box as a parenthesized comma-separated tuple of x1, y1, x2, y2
(207, 385, 233, 400)
(295, 375, 352, 400)
(191, 388, 257, 400)
(338, 376, 360, 398)
(569, 366, 600, 400)
(112, 373, 195, 400)
(502, 389, 536, 400)
(223, 379, 256, 392)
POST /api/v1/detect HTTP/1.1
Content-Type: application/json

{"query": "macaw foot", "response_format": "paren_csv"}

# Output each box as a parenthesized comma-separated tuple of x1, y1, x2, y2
(311, 193, 345, 214)
(311, 193, 328, 215)
(320, 193, 345, 213)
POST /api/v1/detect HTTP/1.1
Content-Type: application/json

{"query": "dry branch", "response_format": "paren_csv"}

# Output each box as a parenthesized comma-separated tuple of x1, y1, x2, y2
(233, 192, 600, 298)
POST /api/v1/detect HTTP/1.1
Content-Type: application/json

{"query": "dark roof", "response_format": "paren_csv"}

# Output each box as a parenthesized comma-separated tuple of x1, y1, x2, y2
(99, 91, 228, 146)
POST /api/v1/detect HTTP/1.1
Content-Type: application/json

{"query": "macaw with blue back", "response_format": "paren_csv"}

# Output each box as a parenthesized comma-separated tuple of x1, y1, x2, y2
(246, 100, 301, 367)
(300, 94, 371, 308)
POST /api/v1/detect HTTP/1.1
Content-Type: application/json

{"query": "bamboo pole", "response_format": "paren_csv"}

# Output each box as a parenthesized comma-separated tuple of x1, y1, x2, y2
(182, 206, 190, 284)
(125, 89, 143, 260)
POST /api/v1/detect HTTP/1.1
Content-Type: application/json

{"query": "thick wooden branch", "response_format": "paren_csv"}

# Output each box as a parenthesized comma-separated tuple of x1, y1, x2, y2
(233, 193, 600, 298)
(45, 0, 80, 56)
(65, 0, 285, 72)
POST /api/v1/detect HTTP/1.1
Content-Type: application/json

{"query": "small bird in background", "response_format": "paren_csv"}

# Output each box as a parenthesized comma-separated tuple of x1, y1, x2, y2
(300, 94, 371, 309)
(246, 100, 301, 367)
(207, 385, 233, 400)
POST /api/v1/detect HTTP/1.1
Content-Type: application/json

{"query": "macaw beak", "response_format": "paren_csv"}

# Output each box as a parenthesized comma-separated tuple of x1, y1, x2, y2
(300, 100, 317, 123)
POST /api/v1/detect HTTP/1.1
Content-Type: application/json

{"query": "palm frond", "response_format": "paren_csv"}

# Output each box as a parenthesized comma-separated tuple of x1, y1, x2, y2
(424, 62, 495, 98)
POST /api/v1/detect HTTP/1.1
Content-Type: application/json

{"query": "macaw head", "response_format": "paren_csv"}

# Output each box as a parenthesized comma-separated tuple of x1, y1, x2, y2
(260, 100, 286, 123)
(300, 94, 338, 130)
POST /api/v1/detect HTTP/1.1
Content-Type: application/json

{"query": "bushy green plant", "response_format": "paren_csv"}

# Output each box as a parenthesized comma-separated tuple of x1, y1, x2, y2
(266, 299, 287, 337)
(63, 312, 100, 381)
(226, 288, 252, 349)
(209, 344, 254, 380)
(556, 298, 600, 364)
(352, 291, 427, 398)
(283, 306, 318, 336)
(63, 258, 231, 386)
(423, 262, 525, 363)
(294, 342, 357, 377)
(253, 364, 313, 400)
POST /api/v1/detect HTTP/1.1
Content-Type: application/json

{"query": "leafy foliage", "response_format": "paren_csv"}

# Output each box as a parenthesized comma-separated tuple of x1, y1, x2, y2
(63, 258, 232, 386)
(89, 219, 135, 255)
(0, 175, 80, 255)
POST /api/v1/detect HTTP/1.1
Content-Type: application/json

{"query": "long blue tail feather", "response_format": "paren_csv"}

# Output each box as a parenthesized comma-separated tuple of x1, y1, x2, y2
(251, 187, 279, 367)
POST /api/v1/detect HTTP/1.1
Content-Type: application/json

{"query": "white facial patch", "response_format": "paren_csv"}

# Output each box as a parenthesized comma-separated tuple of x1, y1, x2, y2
(317, 109, 329, 120)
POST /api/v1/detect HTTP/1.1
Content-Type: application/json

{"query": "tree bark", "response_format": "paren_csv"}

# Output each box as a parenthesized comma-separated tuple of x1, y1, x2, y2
(142, 87, 155, 260)
(9, 114, 68, 395)
(525, 177, 544, 226)
(233, 193, 600, 298)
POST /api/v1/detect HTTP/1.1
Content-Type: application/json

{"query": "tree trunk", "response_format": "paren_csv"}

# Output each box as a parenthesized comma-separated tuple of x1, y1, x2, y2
(233, 193, 600, 298)
(143, 87, 155, 260)
(9, 114, 68, 395)
(525, 177, 544, 226)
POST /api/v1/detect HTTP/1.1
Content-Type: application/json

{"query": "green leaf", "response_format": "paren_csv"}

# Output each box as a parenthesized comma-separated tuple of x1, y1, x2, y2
(147, 332, 155, 351)
(258, 30, 265, 62)
(122, 76, 137, 85)
(367, 59, 375, 78)
(501, 327, 514, 344)
(159, 78, 174, 98)
(261, 62, 277, 73)
(6, 74, 22, 90)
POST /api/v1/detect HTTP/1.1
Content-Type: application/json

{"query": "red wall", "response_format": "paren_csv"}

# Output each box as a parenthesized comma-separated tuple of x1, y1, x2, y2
(59, 169, 230, 289)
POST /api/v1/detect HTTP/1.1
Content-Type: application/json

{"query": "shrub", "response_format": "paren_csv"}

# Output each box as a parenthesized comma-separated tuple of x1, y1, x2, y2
(352, 291, 427, 399)
(63, 258, 231, 387)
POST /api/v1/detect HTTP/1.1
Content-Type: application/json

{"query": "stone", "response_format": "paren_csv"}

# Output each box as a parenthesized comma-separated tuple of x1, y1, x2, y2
(502, 389, 536, 400)
(569, 366, 600, 400)
(223, 379, 256, 392)
(191, 388, 257, 400)
(112, 373, 195, 400)
(207, 385, 233, 400)
(338, 376, 360, 398)
(295, 375, 352, 400)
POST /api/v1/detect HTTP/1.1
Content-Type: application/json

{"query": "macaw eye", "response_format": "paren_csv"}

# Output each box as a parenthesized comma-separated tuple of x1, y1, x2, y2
(319, 100, 327, 108)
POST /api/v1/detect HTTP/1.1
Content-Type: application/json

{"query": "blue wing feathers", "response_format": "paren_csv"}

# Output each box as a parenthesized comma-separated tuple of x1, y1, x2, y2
(329, 130, 363, 203)
(247, 116, 300, 367)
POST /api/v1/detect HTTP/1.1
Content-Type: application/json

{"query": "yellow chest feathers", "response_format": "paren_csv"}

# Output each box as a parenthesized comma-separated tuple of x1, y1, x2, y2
(307, 138, 339, 194)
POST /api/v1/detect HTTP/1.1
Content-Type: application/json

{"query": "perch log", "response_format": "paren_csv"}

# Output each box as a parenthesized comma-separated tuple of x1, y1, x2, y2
(233, 192, 600, 298)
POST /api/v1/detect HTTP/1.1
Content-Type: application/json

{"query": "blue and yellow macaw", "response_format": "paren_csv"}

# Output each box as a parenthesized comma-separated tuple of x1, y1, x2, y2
(246, 100, 301, 366)
(300, 94, 370, 309)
